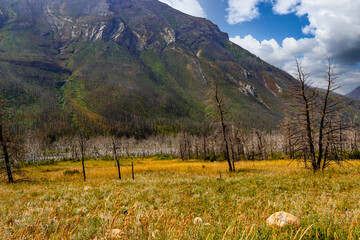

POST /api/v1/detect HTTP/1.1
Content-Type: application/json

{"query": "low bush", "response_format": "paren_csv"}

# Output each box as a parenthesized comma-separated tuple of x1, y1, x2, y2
(63, 169, 81, 176)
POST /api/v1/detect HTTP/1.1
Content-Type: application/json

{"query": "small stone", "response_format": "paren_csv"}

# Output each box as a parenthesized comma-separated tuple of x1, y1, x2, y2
(109, 229, 122, 238)
(193, 217, 203, 225)
(266, 211, 300, 227)
(204, 223, 211, 226)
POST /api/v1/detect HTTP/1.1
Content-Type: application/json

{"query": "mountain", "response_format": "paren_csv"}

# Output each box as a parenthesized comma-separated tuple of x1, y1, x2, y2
(0, 0, 358, 138)
(347, 86, 360, 100)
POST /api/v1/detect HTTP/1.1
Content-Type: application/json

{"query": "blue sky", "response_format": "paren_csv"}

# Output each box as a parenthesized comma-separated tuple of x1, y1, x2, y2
(159, 0, 360, 94)
(199, 0, 312, 42)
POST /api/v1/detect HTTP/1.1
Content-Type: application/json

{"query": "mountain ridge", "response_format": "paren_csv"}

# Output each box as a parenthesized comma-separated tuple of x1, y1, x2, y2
(347, 86, 360, 100)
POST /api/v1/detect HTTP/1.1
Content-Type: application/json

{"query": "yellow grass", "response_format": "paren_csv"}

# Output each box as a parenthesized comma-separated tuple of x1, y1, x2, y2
(24, 159, 306, 180)
(1, 159, 360, 239)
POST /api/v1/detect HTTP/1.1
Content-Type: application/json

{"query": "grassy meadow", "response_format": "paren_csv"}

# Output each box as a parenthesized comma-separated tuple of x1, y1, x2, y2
(1, 158, 360, 239)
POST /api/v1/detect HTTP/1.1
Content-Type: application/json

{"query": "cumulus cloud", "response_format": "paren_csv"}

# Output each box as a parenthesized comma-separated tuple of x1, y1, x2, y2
(272, 0, 300, 15)
(231, 35, 318, 65)
(226, 0, 262, 24)
(230, 0, 360, 94)
(158, 0, 206, 18)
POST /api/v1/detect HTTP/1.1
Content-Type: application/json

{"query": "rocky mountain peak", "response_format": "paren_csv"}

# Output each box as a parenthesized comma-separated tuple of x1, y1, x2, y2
(41, 0, 229, 55)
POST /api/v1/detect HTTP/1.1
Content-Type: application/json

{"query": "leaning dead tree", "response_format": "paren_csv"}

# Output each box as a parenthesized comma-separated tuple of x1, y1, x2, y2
(285, 59, 344, 171)
(206, 80, 234, 171)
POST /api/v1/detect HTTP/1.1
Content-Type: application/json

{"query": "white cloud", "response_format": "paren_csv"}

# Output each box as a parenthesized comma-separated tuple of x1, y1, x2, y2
(158, 0, 206, 18)
(231, 35, 319, 68)
(272, 0, 300, 15)
(226, 0, 262, 24)
(340, 70, 360, 94)
(230, 0, 360, 94)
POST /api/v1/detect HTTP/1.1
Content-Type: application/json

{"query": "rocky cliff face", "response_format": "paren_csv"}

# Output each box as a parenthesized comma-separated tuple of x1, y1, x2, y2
(42, 0, 230, 54)
(0, 0, 357, 137)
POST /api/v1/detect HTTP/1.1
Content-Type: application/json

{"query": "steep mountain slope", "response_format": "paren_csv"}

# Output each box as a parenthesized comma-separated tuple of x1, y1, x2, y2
(0, 0, 357, 137)
(347, 86, 360, 100)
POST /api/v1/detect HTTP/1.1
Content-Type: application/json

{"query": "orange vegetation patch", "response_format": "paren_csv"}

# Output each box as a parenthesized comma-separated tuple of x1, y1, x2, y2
(262, 71, 279, 96)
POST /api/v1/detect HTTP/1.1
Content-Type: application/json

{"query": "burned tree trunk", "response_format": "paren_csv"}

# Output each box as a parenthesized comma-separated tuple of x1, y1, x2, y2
(112, 137, 121, 180)
(78, 132, 87, 181)
(286, 59, 343, 171)
(216, 85, 232, 171)
(0, 100, 13, 183)
(0, 126, 13, 183)
(207, 80, 233, 172)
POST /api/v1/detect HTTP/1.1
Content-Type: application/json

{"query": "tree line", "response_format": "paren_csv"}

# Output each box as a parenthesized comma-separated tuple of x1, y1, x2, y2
(1, 122, 359, 183)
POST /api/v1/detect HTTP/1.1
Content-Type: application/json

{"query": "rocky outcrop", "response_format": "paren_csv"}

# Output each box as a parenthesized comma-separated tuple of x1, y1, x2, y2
(40, 0, 229, 55)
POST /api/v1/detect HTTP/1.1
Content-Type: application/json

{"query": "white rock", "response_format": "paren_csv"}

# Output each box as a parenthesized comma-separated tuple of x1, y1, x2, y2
(109, 229, 122, 238)
(266, 211, 300, 227)
(193, 217, 203, 225)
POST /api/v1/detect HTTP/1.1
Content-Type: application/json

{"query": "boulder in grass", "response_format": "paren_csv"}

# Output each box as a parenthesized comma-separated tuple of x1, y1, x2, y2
(266, 211, 300, 227)
(109, 229, 122, 238)
(193, 217, 203, 225)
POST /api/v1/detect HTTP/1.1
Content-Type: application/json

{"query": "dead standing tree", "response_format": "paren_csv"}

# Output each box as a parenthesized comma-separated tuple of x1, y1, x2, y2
(0, 100, 13, 183)
(77, 131, 87, 181)
(281, 113, 303, 160)
(111, 136, 121, 180)
(349, 118, 359, 154)
(206, 80, 234, 172)
(0, 99, 25, 183)
(286, 59, 343, 171)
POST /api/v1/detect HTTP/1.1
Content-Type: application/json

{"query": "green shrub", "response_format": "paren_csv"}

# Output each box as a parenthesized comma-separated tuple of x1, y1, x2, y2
(348, 149, 360, 159)
(63, 170, 81, 176)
